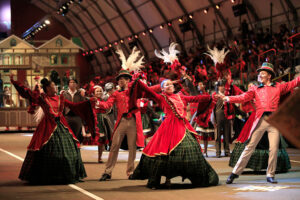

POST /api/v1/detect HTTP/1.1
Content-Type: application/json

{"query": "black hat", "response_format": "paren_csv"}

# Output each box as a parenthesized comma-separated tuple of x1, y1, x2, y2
(116, 70, 132, 81)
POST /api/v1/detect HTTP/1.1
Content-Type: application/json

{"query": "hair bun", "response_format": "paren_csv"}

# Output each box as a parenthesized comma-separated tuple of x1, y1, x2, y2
(41, 78, 49, 86)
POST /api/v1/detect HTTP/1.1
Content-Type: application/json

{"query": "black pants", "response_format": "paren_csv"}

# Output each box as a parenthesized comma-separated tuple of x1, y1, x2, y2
(215, 115, 231, 155)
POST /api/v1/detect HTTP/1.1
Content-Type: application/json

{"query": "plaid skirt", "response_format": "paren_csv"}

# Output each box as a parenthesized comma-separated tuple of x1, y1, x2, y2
(19, 121, 87, 184)
(131, 131, 219, 188)
(229, 136, 291, 172)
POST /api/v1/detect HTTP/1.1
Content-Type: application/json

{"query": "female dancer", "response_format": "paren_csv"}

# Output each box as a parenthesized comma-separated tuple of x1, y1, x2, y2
(129, 79, 219, 189)
(92, 85, 113, 163)
(11, 75, 97, 184)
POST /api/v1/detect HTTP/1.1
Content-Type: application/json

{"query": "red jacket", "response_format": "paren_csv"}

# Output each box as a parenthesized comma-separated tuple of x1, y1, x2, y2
(228, 77, 300, 139)
(98, 84, 161, 147)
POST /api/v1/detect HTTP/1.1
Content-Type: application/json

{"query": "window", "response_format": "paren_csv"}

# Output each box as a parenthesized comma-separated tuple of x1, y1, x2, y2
(61, 54, 68, 65)
(10, 39, 17, 47)
(14, 55, 23, 65)
(50, 54, 58, 65)
(56, 39, 63, 47)
(3, 54, 12, 65)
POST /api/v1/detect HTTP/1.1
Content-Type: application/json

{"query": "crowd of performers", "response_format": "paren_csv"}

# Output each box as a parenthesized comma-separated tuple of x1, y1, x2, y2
(10, 36, 300, 188)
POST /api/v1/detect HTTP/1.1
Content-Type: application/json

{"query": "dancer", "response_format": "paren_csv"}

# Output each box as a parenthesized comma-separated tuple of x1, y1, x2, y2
(10, 75, 97, 184)
(217, 62, 300, 184)
(92, 85, 113, 163)
(129, 78, 219, 189)
(63, 78, 86, 143)
(229, 83, 291, 173)
(98, 46, 160, 181)
(129, 43, 218, 189)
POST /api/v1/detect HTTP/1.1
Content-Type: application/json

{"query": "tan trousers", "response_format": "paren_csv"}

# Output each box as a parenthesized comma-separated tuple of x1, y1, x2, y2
(104, 117, 137, 176)
(232, 118, 280, 177)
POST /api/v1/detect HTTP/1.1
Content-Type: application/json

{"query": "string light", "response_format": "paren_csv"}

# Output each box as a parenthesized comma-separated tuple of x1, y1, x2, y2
(167, 22, 172, 26)
(178, 18, 183, 23)
(216, 4, 220, 9)
(160, 24, 164, 29)
(189, 14, 193, 19)
(204, 8, 208, 14)
(142, 32, 146, 36)
(134, 35, 138, 39)
(149, 29, 153, 33)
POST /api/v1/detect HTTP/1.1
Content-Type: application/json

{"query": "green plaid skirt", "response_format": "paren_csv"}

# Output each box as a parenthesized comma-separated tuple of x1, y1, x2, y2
(19, 121, 87, 184)
(229, 138, 291, 172)
(132, 131, 219, 188)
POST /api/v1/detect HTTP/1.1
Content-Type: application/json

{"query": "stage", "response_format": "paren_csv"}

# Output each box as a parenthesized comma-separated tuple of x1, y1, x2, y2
(1, 132, 300, 200)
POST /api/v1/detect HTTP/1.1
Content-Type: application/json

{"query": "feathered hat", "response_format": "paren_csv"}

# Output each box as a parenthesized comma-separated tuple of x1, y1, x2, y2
(115, 46, 145, 80)
(154, 42, 181, 70)
(204, 45, 230, 79)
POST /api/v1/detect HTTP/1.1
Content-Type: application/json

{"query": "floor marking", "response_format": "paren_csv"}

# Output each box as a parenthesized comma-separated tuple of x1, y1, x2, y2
(0, 147, 104, 200)
(0, 148, 24, 161)
(68, 184, 104, 200)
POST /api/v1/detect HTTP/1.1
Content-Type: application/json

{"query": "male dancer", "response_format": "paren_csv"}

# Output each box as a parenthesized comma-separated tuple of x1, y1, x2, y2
(218, 62, 300, 184)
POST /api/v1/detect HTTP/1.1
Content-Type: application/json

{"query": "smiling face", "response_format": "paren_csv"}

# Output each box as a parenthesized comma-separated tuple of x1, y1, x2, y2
(258, 71, 271, 84)
(94, 87, 103, 98)
(162, 80, 174, 94)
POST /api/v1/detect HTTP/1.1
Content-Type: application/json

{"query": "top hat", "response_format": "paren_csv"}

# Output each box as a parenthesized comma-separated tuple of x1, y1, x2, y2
(116, 69, 132, 81)
(257, 62, 276, 78)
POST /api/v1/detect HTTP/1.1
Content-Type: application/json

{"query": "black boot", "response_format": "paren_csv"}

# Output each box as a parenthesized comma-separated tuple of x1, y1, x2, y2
(99, 173, 111, 181)
(226, 173, 239, 184)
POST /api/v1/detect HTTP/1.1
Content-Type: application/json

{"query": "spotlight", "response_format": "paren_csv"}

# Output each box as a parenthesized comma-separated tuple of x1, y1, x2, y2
(160, 24, 164, 29)
(204, 8, 208, 14)
(134, 35, 138, 39)
(216, 4, 220, 9)
(188, 14, 193, 19)
(149, 29, 153, 33)
(45, 19, 50, 24)
(178, 18, 183, 23)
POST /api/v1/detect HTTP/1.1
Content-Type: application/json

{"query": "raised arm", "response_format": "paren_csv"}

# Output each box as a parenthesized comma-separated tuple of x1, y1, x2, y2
(10, 76, 39, 104)
(96, 92, 117, 110)
(279, 76, 300, 95)
(227, 88, 255, 103)
(182, 94, 211, 103)
(64, 98, 98, 138)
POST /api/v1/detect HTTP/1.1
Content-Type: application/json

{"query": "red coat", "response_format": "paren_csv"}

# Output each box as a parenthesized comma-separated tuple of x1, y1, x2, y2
(228, 77, 300, 139)
(11, 79, 97, 151)
(130, 80, 212, 157)
(98, 84, 161, 148)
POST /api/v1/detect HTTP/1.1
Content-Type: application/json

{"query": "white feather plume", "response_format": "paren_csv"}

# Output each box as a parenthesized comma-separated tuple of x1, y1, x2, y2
(154, 42, 180, 64)
(115, 46, 144, 72)
(33, 106, 44, 123)
(204, 45, 230, 65)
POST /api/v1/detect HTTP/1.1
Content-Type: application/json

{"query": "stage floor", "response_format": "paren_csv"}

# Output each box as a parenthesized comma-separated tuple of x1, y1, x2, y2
(1, 132, 300, 200)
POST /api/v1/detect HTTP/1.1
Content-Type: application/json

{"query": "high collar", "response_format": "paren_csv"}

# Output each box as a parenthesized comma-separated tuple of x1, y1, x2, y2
(258, 82, 275, 88)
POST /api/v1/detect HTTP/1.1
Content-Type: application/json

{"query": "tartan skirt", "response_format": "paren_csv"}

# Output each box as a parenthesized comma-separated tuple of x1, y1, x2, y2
(229, 136, 291, 172)
(19, 121, 87, 184)
(131, 131, 219, 188)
